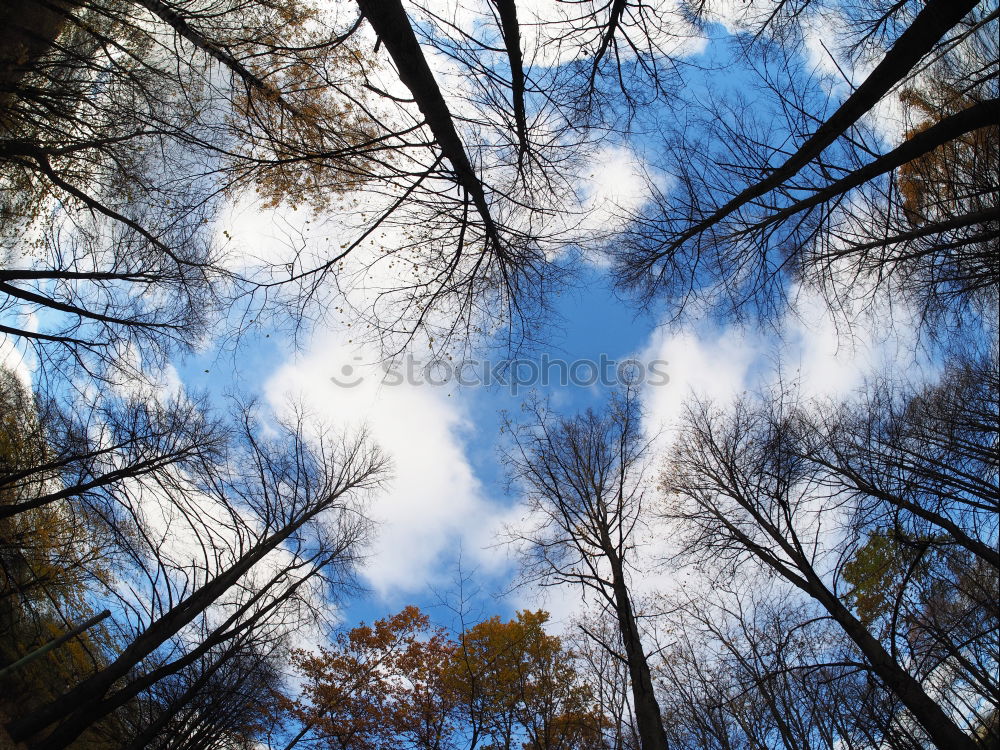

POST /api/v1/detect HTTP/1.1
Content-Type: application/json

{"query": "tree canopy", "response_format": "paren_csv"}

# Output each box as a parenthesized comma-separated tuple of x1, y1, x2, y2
(0, 0, 995, 748)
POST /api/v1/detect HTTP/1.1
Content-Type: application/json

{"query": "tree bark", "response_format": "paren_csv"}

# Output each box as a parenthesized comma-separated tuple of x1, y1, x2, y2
(493, 0, 529, 169)
(355, 0, 502, 250)
(608, 553, 669, 750)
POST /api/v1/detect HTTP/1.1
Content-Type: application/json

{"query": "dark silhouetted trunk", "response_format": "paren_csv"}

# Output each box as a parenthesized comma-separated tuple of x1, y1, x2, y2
(652, 0, 981, 262)
(493, 0, 529, 169)
(355, 0, 502, 249)
(8, 503, 322, 746)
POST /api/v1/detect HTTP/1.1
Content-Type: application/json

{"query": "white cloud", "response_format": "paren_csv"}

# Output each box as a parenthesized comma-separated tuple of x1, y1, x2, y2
(572, 145, 652, 251)
(639, 322, 761, 440)
(264, 327, 513, 598)
(639, 283, 929, 442)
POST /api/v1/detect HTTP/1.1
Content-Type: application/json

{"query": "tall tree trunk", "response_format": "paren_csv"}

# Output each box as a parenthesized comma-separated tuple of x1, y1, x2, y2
(799, 571, 977, 750)
(6, 501, 325, 745)
(0, 0, 79, 121)
(35, 556, 323, 750)
(354, 0, 503, 251)
(609, 555, 669, 750)
(121, 640, 245, 750)
(586, 0, 626, 93)
(654, 0, 981, 260)
(492, 0, 529, 170)
(712, 501, 976, 750)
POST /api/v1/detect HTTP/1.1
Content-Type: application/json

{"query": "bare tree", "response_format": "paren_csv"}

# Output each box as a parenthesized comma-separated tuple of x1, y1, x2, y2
(662, 370, 993, 749)
(122, 634, 286, 750)
(254, 0, 588, 354)
(0, 387, 225, 522)
(519, 0, 695, 125)
(1, 0, 603, 366)
(1, 0, 230, 376)
(0, 0, 383, 380)
(796, 356, 999, 568)
(503, 388, 668, 750)
(567, 611, 641, 750)
(6, 403, 388, 749)
(612, 0, 997, 336)
(655, 586, 930, 750)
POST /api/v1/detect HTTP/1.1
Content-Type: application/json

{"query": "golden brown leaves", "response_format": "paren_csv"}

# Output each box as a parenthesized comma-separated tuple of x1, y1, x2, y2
(897, 83, 999, 225)
(287, 607, 607, 749)
(227, 21, 379, 213)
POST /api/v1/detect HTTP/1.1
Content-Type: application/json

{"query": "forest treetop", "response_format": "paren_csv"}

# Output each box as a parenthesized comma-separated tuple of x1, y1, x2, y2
(0, 0, 996, 748)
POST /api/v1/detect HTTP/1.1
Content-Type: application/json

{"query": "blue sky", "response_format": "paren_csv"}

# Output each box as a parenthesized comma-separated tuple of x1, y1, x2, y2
(173, 209, 924, 643)
(155, 11, 929, 639)
(0, 0, 932, 641)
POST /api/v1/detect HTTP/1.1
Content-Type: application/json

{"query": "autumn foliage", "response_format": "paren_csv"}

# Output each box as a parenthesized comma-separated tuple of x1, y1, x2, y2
(286, 607, 606, 750)
(898, 80, 999, 225)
